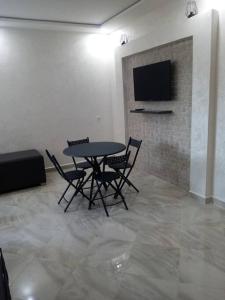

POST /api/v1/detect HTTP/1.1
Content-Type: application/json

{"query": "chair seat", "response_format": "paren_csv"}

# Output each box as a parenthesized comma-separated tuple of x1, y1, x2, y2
(95, 171, 120, 182)
(76, 161, 92, 169)
(104, 155, 116, 164)
(65, 170, 86, 181)
(108, 161, 132, 170)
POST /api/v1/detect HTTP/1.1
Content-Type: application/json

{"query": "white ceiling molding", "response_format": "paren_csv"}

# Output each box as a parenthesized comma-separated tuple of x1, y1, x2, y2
(0, 17, 101, 33)
(0, 0, 142, 29)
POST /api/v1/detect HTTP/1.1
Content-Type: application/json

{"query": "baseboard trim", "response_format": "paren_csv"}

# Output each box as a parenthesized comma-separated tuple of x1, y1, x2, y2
(45, 162, 74, 172)
(213, 197, 225, 209)
(189, 191, 225, 208)
(189, 191, 213, 204)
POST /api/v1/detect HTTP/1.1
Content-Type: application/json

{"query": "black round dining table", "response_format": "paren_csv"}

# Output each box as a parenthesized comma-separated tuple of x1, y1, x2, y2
(63, 141, 126, 158)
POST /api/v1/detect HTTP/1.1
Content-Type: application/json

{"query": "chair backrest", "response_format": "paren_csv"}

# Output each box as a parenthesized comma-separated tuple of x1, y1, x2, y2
(67, 138, 89, 169)
(122, 151, 131, 175)
(67, 137, 89, 147)
(117, 151, 131, 185)
(46, 150, 66, 179)
(126, 137, 142, 167)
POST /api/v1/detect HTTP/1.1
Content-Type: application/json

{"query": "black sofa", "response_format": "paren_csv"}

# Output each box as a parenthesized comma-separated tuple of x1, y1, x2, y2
(0, 149, 46, 193)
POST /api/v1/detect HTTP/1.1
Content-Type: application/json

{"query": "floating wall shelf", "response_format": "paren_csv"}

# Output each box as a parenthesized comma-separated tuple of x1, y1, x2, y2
(130, 109, 173, 114)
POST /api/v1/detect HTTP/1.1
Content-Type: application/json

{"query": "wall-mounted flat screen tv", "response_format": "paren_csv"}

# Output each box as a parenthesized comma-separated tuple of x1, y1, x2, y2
(133, 60, 172, 101)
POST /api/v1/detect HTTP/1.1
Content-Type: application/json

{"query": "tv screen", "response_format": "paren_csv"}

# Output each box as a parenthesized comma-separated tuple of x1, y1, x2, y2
(133, 60, 171, 101)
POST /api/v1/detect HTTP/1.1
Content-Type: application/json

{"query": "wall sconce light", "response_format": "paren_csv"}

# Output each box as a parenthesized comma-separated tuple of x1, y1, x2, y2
(185, 0, 198, 18)
(120, 34, 128, 46)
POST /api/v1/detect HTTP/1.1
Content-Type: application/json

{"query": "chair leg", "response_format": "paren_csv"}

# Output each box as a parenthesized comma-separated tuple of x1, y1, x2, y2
(77, 178, 93, 202)
(126, 178, 139, 193)
(64, 179, 85, 213)
(89, 173, 95, 200)
(117, 170, 139, 193)
(96, 181, 109, 217)
(64, 189, 78, 212)
(58, 182, 71, 204)
(112, 181, 128, 211)
(89, 180, 101, 209)
(88, 201, 92, 210)
(119, 177, 139, 193)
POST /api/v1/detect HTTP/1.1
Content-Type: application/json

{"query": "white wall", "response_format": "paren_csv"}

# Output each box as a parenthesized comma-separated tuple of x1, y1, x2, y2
(197, 0, 225, 203)
(112, 0, 225, 203)
(0, 27, 114, 167)
(214, 9, 225, 203)
(108, 1, 220, 201)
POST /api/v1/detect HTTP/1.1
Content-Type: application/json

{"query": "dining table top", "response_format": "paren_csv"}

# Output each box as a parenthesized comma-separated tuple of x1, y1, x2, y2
(63, 141, 126, 158)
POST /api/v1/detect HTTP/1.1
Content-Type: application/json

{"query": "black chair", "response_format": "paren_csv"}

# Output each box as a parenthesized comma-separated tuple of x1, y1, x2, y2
(90, 152, 130, 217)
(0, 249, 11, 300)
(67, 138, 101, 196)
(46, 150, 89, 212)
(106, 137, 142, 193)
(67, 138, 92, 170)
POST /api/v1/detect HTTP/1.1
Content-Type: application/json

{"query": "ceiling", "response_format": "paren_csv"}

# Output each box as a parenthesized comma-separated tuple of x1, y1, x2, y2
(0, 0, 142, 26)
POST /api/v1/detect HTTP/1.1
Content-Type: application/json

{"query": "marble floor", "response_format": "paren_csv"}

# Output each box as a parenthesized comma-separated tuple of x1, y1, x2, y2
(1, 171, 225, 300)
